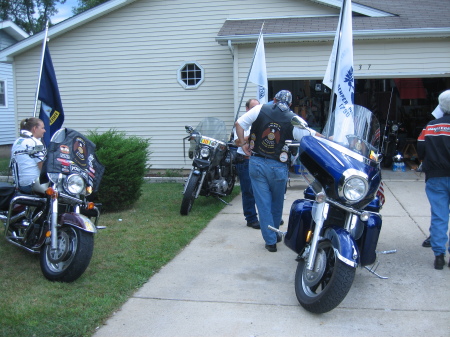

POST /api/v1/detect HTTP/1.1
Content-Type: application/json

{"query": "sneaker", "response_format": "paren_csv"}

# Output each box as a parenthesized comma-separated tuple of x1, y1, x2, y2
(434, 254, 445, 270)
(422, 236, 431, 248)
(265, 244, 277, 252)
(246, 221, 260, 229)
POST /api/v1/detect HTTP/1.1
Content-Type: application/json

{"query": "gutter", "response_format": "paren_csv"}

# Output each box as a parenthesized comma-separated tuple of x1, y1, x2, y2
(216, 28, 450, 45)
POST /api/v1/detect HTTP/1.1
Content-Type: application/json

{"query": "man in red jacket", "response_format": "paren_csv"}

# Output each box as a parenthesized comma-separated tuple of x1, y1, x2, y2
(417, 89, 450, 270)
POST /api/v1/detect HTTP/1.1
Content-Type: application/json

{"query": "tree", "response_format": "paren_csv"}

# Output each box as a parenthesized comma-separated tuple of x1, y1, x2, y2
(72, 0, 109, 15)
(0, 0, 66, 35)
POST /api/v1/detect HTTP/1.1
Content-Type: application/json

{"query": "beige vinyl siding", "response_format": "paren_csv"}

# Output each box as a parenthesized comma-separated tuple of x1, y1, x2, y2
(0, 63, 16, 145)
(11, 0, 450, 169)
(12, 0, 335, 169)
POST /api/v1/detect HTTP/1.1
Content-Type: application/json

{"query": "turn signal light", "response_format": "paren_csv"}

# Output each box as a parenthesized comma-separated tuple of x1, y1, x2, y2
(306, 230, 313, 243)
(45, 231, 51, 237)
(87, 202, 95, 210)
(45, 187, 58, 198)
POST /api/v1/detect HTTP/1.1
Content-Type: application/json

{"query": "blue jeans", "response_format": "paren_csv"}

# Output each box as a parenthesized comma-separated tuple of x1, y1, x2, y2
(249, 156, 288, 245)
(425, 177, 450, 256)
(236, 159, 258, 223)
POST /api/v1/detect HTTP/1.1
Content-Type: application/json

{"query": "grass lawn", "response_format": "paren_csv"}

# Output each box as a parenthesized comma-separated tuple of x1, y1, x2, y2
(0, 182, 240, 337)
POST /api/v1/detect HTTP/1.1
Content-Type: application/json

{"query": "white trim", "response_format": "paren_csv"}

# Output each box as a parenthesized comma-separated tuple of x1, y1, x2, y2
(217, 28, 450, 45)
(0, 21, 28, 40)
(0, 78, 7, 108)
(177, 62, 205, 90)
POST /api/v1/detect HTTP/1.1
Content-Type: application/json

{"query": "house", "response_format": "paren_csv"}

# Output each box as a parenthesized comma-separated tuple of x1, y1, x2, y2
(0, 21, 28, 155)
(0, 0, 449, 170)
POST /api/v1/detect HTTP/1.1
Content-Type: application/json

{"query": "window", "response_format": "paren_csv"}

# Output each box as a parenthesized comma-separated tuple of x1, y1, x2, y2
(178, 62, 204, 89)
(0, 80, 5, 107)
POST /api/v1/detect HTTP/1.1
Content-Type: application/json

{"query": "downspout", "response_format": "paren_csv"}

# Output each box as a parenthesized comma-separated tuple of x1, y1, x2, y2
(228, 40, 239, 125)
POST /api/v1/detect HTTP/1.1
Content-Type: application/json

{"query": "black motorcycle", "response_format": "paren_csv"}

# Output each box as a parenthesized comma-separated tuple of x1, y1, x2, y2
(180, 117, 237, 215)
(381, 120, 406, 168)
(0, 128, 104, 282)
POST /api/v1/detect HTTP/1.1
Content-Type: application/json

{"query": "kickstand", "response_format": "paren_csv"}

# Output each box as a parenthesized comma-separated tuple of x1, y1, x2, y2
(363, 249, 397, 279)
(215, 196, 232, 206)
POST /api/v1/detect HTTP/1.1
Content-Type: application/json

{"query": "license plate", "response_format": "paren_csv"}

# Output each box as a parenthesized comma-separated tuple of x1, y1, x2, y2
(200, 138, 211, 145)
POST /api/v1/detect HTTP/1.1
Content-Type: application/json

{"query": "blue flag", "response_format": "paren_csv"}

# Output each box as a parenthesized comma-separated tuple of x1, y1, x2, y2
(38, 46, 64, 146)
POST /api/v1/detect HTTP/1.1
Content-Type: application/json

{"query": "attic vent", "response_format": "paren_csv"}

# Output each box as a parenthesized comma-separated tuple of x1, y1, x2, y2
(178, 62, 204, 89)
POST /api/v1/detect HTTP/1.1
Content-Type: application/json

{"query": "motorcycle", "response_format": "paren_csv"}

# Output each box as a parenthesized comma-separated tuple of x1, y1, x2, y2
(0, 128, 104, 282)
(380, 120, 406, 168)
(270, 105, 387, 313)
(180, 117, 237, 215)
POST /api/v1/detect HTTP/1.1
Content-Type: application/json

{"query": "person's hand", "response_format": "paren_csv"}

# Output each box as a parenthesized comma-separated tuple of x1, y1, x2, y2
(242, 143, 251, 156)
(234, 138, 247, 147)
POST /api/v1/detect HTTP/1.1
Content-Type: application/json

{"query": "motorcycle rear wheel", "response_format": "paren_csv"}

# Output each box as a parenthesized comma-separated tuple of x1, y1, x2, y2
(180, 174, 200, 215)
(295, 240, 355, 313)
(40, 225, 94, 282)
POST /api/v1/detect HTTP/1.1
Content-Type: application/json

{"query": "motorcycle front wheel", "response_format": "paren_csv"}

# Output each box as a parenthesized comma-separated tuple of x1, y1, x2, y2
(40, 225, 94, 282)
(295, 240, 356, 314)
(180, 174, 200, 215)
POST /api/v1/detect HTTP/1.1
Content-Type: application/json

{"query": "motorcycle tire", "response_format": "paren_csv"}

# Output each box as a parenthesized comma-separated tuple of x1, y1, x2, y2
(294, 240, 356, 314)
(180, 174, 200, 215)
(224, 172, 236, 195)
(40, 225, 94, 282)
(382, 143, 395, 168)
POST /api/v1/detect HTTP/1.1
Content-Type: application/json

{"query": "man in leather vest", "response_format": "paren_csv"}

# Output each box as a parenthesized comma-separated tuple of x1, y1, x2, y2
(235, 90, 315, 252)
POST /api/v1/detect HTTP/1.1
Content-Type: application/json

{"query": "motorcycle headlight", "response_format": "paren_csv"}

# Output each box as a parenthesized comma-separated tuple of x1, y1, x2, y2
(339, 169, 368, 203)
(65, 174, 86, 195)
(200, 147, 210, 158)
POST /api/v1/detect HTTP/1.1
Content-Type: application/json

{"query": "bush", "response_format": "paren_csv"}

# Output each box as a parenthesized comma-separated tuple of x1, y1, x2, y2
(87, 130, 151, 212)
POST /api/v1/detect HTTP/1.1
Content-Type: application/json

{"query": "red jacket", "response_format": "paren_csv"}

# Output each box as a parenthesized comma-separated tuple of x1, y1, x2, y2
(417, 114, 450, 181)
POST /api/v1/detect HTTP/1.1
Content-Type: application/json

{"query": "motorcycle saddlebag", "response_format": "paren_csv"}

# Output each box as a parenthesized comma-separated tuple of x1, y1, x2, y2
(355, 213, 382, 266)
(0, 182, 15, 211)
(284, 199, 314, 254)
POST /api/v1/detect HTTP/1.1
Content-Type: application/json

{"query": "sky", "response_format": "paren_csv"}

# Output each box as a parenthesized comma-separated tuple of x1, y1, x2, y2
(51, 0, 79, 24)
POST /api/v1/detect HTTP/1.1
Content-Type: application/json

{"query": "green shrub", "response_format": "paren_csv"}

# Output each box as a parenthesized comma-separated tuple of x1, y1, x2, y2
(87, 130, 151, 212)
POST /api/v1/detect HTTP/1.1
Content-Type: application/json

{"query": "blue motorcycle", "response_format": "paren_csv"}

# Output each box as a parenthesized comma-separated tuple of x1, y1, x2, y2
(271, 105, 385, 313)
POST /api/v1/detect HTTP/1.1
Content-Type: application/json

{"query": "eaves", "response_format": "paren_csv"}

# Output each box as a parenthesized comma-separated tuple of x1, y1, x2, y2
(216, 27, 450, 46)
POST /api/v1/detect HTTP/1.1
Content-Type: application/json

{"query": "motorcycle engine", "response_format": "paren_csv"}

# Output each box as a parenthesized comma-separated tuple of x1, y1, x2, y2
(211, 178, 228, 194)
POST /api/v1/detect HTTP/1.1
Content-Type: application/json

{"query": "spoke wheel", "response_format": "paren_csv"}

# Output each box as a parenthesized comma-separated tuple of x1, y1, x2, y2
(40, 226, 94, 282)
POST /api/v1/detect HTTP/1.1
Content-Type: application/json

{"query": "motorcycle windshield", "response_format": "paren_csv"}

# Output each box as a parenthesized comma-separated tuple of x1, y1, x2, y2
(321, 105, 381, 159)
(44, 128, 105, 192)
(193, 117, 228, 143)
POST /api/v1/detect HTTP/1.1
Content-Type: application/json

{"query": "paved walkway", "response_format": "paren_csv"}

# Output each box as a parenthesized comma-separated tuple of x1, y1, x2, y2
(93, 168, 449, 337)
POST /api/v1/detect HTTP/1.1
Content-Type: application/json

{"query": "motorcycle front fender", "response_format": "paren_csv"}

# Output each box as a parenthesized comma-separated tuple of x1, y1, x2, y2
(193, 158, 211, 170)
(324, 227, 358, 268)
(60, 212, 97, 234)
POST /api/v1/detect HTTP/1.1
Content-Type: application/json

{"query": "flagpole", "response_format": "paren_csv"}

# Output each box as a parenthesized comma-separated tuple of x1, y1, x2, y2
(328, 0, 347, 120)
(33, 21, 50, 117)
(233, 22, 265, 123)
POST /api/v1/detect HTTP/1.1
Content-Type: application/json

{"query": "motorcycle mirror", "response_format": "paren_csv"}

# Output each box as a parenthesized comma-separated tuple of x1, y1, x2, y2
(291, 115, 308, 129)
(185, 125, 194, 133)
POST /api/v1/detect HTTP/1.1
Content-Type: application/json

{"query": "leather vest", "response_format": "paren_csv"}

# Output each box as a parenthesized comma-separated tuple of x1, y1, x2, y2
(249, 104, 296, 162)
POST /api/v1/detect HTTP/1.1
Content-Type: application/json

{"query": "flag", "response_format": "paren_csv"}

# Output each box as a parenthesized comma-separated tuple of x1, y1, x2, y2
(376, 181, 385, 206)
(323, 0, 354, 143)
(38, 46, 64, 146)
(248, 33, 268, 104)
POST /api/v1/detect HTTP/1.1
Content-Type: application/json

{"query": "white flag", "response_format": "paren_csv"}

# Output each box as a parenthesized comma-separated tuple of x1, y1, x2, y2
(323, 0, 355, 143)
(248, 34, 268, 104)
